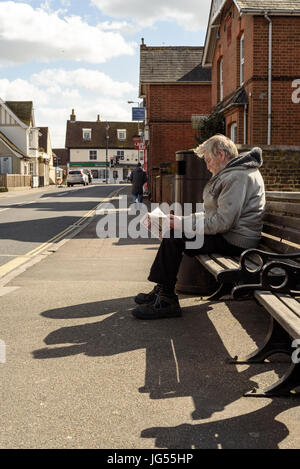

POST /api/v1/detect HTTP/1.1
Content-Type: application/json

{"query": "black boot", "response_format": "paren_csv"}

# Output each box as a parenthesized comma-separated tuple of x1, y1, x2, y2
(134, 284, 162, 305)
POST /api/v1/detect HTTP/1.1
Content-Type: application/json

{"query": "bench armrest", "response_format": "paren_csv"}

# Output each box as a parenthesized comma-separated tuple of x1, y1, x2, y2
(239, 248, 300, 274)
(261, 260, 300, 292)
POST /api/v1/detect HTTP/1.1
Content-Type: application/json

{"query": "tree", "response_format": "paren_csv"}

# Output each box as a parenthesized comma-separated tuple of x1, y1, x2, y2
(195, 112, 225, 144)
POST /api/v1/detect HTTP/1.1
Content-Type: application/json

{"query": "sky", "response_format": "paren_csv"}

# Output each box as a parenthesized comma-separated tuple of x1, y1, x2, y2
(0, 0, 211, 148)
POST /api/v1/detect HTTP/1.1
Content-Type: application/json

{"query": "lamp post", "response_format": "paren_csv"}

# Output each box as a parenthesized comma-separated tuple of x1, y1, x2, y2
(105, 122, 110, 184)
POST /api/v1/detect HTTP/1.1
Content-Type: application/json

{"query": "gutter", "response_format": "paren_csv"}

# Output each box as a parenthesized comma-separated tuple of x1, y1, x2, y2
(265, 12, 272, 146)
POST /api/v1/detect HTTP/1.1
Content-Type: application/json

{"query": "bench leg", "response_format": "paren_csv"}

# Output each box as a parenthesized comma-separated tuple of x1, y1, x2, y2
(228, 317, 292, 364)
(244, 361, 300, 397)
(201, 282, 233, 301)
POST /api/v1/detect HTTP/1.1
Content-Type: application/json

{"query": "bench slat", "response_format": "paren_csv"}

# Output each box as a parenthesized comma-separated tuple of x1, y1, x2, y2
(277, 294, 300, 318)
(266, 192, 300, 201)
(255, 291, 300, 339)
(196, 255, 226, 276)
(210, 254, 239, 270)
(266, 201, 300, 216)
(263, 213, 300, 232)
(263, 222, 300, 246)
(260, 235, 300, 254)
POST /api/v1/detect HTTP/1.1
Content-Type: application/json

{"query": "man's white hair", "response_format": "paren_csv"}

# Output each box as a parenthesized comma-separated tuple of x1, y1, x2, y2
(194, 134, 238, 160)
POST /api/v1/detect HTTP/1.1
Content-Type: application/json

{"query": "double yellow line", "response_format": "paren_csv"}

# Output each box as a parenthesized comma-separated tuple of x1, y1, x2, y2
(0, 205, 98, 280)
(0, 187, 124, 281)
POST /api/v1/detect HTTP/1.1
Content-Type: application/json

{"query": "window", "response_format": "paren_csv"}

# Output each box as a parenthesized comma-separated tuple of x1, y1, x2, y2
(83, 129, 92, 141)
(117, 150, 125, 160)
(98, 169, 108, 179)
(89, 150, 97, 160)
(219, 58, 223, 102)
(226, 15, 232, 45)
(230, 123, 238, 143)
(117, 129, 126, 141)
(240, 33, 245, 85)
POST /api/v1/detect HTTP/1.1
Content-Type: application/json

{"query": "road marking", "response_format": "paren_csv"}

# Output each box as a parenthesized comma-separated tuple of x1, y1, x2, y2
(0, 286, 19, 297)
(0, 187, 124, 280)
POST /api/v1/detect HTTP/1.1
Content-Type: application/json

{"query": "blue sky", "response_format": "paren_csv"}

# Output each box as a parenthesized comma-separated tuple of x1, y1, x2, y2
(0, 0, 211, 147)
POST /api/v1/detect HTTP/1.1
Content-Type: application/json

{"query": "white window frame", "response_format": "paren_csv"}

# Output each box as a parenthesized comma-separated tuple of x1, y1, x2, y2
(117, 150, 125, 160)
(83, 128, 92, 141)
(117, 129, 126, 141)
(240, 33, 245, 86)
(89, 150, 97, 160)
(219, 57, 223, 102)
(230, 122, 238, 143)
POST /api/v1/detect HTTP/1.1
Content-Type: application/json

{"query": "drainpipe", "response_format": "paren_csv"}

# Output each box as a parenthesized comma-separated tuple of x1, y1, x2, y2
(265, 12, 272, 145)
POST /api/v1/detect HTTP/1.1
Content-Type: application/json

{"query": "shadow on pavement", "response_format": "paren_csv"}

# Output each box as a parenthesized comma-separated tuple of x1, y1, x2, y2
(31, 295, 300, 448)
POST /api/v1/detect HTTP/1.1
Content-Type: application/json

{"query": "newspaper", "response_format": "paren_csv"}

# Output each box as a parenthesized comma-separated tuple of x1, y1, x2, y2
(141, 208, 204, 239)
(141, 207, 167, 239)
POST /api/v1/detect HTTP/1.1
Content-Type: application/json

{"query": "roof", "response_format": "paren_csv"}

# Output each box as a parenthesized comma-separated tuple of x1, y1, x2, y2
(211, 86, 248, 114)
(235, 0, 300, 11)
(5, 101, 33, 126)
(0, 130, 28, 158)
(139, 45, 211, 96)
(65, 120, 141, 149)
(203, 0, 300, 66)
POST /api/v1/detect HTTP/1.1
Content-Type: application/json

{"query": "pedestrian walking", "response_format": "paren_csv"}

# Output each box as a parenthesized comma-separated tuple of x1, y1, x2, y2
(129, 163, 147, 205)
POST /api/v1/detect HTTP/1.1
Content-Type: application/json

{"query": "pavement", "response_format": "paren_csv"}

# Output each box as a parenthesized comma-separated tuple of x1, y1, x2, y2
(0, 186, 300, 449)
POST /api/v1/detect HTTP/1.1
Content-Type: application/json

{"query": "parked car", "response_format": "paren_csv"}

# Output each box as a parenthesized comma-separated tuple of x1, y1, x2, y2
(67, 170, 89, 187)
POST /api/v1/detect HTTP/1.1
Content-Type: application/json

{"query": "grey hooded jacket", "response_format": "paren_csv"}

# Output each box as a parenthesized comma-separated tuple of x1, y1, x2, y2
(202, 147, 266, 248)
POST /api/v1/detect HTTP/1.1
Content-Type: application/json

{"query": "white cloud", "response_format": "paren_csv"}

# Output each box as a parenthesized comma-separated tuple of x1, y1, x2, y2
(0, 1, 136, 66)
(0, 69, 135, 147)
(31, 68, 135, 97)
(91, 0, 211, 32)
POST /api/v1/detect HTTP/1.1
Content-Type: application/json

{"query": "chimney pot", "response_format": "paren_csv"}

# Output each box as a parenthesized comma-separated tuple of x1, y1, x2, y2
(70, 109, 76, 122)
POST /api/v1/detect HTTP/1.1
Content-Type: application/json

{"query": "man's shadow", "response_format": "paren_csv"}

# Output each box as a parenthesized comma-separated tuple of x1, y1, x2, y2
(32, 297, 273, 421)
(141, 398, 299, 449)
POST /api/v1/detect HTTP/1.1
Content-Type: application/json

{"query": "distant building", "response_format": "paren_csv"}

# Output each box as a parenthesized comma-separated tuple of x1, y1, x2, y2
(38, 127, 56, 185)
(139, 40, 212, 194)
(65, 110, 142, 183)
(0, 99, 39, 176)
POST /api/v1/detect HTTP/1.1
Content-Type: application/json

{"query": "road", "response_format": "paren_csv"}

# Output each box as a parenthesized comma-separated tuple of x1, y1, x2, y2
(0, 184, 122, 271)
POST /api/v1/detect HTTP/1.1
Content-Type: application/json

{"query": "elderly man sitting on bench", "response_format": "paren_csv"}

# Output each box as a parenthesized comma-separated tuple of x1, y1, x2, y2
(132, 134, 266, 320)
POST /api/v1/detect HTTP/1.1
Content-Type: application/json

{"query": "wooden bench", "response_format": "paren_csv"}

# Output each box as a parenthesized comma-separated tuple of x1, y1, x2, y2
(196, 191, 300, 397)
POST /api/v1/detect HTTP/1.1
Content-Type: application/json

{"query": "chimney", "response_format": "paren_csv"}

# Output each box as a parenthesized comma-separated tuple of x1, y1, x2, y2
(97, 114, 101, 122)
(141, 37, 146, 49)
(70, 109, 76, 122)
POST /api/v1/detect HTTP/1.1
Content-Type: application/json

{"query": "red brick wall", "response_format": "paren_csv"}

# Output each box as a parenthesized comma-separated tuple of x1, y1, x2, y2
(146, 83, 211, 169)
(211, 3, 300, 146)
(211, 4, 253, 107)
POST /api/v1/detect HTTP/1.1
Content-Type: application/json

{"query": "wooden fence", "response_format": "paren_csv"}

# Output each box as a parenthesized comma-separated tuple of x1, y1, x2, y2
(0, 174, 31, 188)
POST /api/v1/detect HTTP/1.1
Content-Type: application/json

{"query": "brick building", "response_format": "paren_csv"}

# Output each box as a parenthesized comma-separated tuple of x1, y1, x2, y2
(203, 0, 300, 146)
(65, 110, 141, 184)
(139, 41, 211, 193)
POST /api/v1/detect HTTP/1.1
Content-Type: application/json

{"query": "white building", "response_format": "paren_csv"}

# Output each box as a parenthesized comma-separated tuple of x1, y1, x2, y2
(65, 110, 144, 183)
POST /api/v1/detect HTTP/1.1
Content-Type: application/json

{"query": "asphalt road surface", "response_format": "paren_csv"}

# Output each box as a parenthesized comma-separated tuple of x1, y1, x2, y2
(0, 184, 122, 269)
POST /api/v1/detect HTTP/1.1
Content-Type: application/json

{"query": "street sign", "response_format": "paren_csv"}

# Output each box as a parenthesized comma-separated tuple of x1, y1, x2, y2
(132, 107, 145, 121)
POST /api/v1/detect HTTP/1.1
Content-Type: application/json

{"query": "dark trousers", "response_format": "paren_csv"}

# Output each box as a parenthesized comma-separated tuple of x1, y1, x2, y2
(148, 231, 245, 291)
